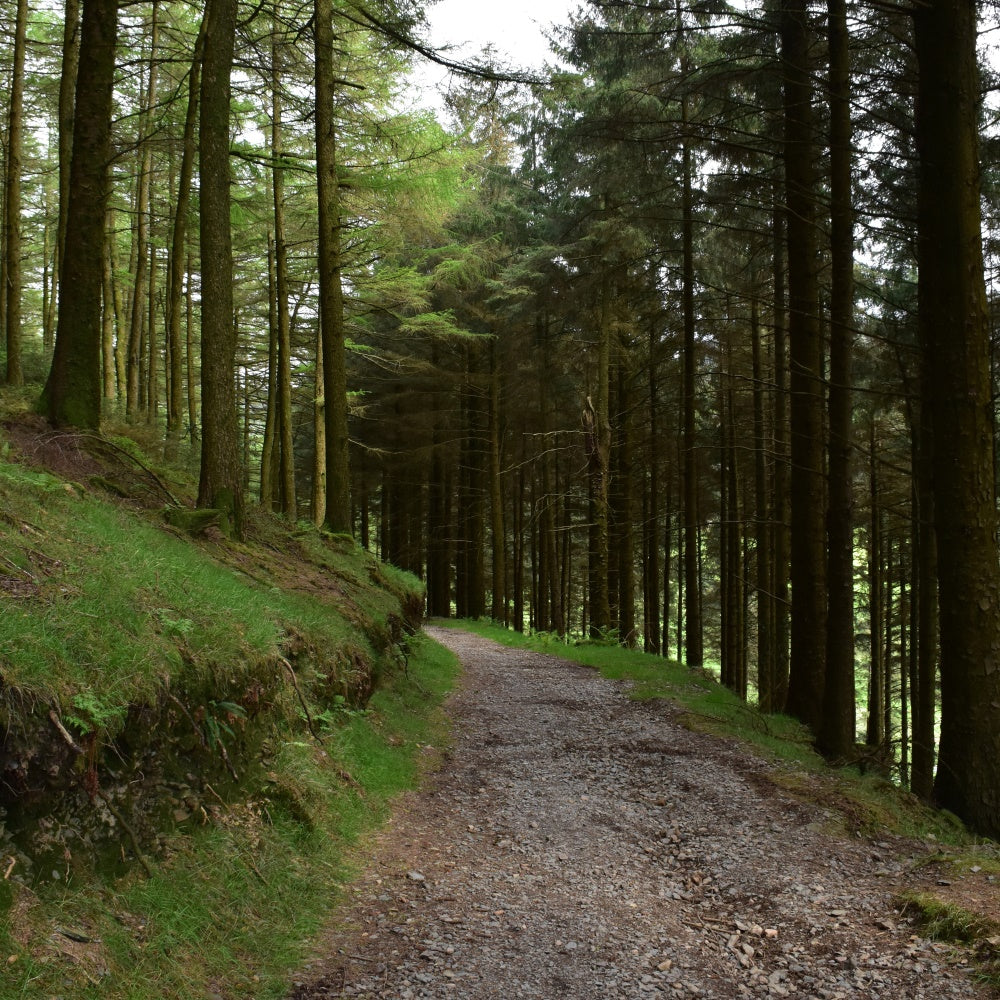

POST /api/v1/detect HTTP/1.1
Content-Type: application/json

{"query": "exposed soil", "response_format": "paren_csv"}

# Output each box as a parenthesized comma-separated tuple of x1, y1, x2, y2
(288, 628, 996, 1000)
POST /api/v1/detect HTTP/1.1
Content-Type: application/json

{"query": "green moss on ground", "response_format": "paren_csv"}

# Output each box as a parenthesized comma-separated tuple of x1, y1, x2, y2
(0, 411, 459, 999)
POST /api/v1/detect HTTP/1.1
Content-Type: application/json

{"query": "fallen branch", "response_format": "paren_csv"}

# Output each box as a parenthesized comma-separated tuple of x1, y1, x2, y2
(48, 709, 84, 754)
(279, 656, 323, 745)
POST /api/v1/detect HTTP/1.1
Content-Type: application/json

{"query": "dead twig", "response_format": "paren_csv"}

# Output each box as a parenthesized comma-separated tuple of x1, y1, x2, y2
(48, 709, 84, 754)
(279, 656, 324, 745)
(75, 433, 182, 507)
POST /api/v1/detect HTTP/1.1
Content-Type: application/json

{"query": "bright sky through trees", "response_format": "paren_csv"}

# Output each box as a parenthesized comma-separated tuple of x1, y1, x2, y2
(415, 0, 574, 103)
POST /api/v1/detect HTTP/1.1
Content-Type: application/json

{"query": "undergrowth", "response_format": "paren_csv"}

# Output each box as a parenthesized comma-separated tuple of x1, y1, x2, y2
(0, 407, 459, 999)
(0, 634, 458, 1000)
(0, 451, 390, 725)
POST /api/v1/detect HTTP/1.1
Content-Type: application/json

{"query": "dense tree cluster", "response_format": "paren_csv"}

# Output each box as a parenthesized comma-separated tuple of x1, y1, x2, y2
(2, 0, 1000, 838)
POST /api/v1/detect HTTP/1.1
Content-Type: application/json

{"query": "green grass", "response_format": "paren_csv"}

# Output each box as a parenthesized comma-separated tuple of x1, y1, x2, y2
(0, 448, 415, 740)
(899, 891, 997, 943)
(0, 411, 455, 999)
(0, 633, 460, 1000)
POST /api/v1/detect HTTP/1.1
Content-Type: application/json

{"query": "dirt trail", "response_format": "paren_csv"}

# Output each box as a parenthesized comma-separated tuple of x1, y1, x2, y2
(288, 628, 993, 999)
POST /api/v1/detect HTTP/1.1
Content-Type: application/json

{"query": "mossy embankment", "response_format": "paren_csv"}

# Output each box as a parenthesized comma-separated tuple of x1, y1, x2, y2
(0, 408, 459, 999)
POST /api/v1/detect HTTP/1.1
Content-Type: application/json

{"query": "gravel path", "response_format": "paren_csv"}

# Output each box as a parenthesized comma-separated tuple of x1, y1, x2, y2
(288, 628, 993, 999)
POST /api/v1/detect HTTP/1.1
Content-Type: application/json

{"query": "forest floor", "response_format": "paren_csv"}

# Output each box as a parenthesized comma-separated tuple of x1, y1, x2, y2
(288, 627, 999, 1000)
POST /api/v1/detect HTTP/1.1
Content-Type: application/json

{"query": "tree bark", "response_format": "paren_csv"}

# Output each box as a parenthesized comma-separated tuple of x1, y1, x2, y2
(771, 197, 791, 709)
(271, 31, 297, 519)
(197, 0, 243, 537)
(781, 0, 827, 731)
(315, 0, 352, 534)
(914, 0, 1000, 837)
(681, 106, 702, 667)
(126, 2, 159, 421)
(5, 0, 28, 386)
(819, 0, 856, 759)
(56, 0, 82, 344)
(43, 0, 118, 429)
(910, 400, 937, 800)
(751, 300, 774, 710)
(586, 271, 612, 639)
(489, 341, 506, 622)
(167, 16, 205, 444)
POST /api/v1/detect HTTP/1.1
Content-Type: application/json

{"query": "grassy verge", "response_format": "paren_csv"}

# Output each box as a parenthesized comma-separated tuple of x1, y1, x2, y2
(0, 633, 459, 1000)
(0, 406, 461, 1000)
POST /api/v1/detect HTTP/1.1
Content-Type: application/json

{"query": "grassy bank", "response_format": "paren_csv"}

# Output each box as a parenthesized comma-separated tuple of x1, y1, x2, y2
(1, 633, 458, 999)
(0, 409, 461, 999)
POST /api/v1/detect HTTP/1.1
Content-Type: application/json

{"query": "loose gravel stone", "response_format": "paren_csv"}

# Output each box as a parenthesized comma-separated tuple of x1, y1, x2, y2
(287, 628, 992, 1000)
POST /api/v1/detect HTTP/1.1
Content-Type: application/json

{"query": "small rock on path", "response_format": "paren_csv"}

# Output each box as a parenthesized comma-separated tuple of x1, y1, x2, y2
(288, 628, 992, 1000)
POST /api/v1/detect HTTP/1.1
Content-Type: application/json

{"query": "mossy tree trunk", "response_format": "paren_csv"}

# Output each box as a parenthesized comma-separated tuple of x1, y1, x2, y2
(197, 0, 243, 538)
(43, 0, 118, 429)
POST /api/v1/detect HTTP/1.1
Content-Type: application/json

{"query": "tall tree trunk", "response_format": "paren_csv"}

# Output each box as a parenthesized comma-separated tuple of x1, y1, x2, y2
(819, 0, 856, 759)
(146, 240, 158, 422)
(313, 325, 326, 526)
(617, 363, 636, 647)
(720, 372, 734, 689)
(185, 251, 198, 444)
(866, 419, 884, 751)
(910, 400, 937, 800)
(315, 0, 352, 534)
(781, 0, 827, 731)
(489, 342, 506, 621)
(4, 0, 27, 386)
(751, 300, 774, 710)
(645, 320, 661, 654)
(771, 198, 791, 709)
(261, 233, 279, 508)
(126, 2, 159, 420)
(899, 541, 910, 787)
(271, 30, 296, 518)
(197, 0, 243, 537)
(514, 460, 525, 631)
(167, 15, 205, 445)
(882, 532, 894, 760)
(101, 227, 116, 399)
(914, 0, 1000, 837)
(586, 272, 612, 638)
(56, 0, 82, 341)
(43, 0, 119, 429)
(681, 108, 702, 667)
(426, 347, 451, 617)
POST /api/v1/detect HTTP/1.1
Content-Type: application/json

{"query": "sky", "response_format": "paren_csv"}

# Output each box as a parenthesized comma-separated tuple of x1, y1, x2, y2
(412, 0, 577, 106)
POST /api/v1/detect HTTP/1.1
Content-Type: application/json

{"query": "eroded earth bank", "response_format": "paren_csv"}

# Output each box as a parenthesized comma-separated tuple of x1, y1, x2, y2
(289, 628, 992, 1000)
